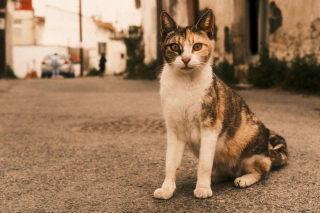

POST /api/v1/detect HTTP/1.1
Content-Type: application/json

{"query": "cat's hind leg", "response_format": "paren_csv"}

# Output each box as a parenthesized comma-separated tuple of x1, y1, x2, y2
(234, 155, 271, 188)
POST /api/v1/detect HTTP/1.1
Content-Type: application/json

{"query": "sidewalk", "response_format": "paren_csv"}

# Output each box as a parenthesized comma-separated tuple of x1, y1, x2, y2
(0, 80, 10, 93)
(0, 77, 319, 212)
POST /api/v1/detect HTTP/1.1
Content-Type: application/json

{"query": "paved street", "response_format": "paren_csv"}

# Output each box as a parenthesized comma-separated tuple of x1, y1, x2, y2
(0, 77, 320, 212)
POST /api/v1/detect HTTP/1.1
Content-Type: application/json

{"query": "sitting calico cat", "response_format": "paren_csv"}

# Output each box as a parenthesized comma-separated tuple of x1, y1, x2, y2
(154, 10, 288, 199)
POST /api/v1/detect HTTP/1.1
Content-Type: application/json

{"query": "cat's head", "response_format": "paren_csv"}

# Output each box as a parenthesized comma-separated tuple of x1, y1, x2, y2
(160, 10, 215, 73)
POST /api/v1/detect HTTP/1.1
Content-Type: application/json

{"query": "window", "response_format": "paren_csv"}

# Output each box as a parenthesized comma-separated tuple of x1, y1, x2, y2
(13, 19, 22, 36)
(15, 1, 21, 9)
(14, 19, 22, 25)
(98, 43, 107, 55)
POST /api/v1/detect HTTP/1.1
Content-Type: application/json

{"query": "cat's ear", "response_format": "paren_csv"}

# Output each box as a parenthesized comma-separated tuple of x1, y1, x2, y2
(160, 11, 178, 40)
(195, 9, 214, 40)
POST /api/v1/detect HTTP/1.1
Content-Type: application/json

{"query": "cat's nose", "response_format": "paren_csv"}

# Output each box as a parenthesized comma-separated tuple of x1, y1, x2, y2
(181, 57, 191, 65)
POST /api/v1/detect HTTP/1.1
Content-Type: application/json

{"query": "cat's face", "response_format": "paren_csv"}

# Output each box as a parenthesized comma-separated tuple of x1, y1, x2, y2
(160, 10, 215, 74)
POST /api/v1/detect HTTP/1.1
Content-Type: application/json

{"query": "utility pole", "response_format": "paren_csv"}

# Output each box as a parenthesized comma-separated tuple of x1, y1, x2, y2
(79, 0, 83, 77)
(0, 0, 7, 79)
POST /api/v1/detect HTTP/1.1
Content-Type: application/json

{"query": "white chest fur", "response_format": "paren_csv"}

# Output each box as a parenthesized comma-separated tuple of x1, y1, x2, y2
(160, 65, 213, 144)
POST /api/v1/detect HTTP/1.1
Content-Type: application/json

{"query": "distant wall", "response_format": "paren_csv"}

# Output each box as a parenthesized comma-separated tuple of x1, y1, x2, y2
(269, 0, 320, 61)
(40, 5, 89, 48)
(13, 10, 35, 45)
(200, 0, 320, 64)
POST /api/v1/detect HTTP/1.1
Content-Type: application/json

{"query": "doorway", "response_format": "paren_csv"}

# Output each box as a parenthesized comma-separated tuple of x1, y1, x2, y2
(248, 0, 259, 55)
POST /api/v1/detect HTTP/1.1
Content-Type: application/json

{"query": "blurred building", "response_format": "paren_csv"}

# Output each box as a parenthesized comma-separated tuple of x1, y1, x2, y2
(267, 1, 320, 61)
(12, 0, 127, 78)
(202, 0, 320, 69)
(140, 0, 320, 80)
(12, 0, 34, 45)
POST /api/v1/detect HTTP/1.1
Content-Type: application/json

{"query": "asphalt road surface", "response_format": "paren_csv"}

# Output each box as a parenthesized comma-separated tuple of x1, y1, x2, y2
(0, 77, 319, 212)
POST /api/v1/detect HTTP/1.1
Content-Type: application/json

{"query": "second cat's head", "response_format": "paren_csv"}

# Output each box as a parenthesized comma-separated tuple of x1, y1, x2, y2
(160, 10, 215, 73)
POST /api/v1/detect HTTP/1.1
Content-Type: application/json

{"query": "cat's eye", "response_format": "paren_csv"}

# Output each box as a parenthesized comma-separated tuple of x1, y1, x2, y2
(193, 43, 202, 51)
(170, 43, 180, 52)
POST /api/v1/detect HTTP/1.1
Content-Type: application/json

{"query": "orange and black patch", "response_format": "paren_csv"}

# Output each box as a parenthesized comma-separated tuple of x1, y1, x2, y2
(201, 75, 288, 168)
(268, 132, 288, 167)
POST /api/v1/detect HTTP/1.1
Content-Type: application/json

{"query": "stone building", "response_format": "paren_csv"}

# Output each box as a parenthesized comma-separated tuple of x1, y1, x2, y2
(140, 0, 320, 80)
(201, 0, 320, 63)
(268, 1, 320, 61)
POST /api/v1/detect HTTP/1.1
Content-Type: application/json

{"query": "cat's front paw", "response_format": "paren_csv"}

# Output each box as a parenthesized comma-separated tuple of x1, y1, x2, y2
(193, 186, 213, 199)
(154, 188, 174, 199)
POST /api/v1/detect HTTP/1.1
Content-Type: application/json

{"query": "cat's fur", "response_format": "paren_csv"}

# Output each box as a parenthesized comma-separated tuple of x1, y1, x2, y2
(154, 10, 288, 199)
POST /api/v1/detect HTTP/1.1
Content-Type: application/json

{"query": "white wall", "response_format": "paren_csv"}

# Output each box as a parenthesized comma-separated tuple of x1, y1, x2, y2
(40, 6, 89, 48)
(13, 10, 35, 45)
(13, 46, 68, 78)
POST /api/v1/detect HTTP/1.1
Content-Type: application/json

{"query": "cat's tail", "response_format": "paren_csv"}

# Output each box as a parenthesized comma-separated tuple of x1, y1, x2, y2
(268, 130, 288, 167)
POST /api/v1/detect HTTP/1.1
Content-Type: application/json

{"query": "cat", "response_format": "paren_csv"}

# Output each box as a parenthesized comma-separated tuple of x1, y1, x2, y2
(154, 9, 288, 199)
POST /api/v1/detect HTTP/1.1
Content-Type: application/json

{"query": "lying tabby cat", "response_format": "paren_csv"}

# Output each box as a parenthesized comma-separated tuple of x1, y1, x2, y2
(154, 10, 288, 199)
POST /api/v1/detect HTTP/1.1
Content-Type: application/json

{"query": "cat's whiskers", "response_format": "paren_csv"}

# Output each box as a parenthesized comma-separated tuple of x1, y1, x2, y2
(212, 63, 225, 74)
(202, 61, 226, 78)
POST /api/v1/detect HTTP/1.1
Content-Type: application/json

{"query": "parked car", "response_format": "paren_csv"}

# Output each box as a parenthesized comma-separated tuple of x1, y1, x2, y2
(41, 54, 75, 78)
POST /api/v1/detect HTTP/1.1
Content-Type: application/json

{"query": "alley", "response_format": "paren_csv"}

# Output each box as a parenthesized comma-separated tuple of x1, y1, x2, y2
(0, 77, 319, 212)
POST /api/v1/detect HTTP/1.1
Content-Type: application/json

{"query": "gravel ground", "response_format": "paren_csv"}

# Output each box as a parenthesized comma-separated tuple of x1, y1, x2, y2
(0, 77, 319, 212)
